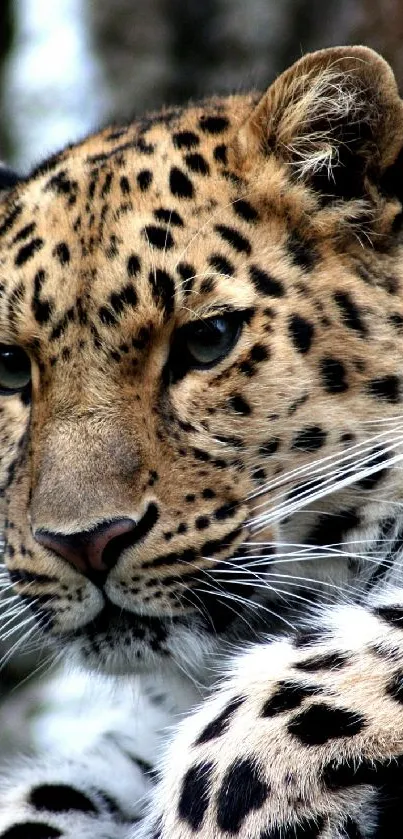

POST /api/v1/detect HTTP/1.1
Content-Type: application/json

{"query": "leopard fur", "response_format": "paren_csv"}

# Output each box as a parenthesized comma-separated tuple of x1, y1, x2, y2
(1, 46, 403, 838)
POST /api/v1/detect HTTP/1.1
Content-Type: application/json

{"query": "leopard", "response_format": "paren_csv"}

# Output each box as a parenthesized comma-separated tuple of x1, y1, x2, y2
(1, 43, 403, 838)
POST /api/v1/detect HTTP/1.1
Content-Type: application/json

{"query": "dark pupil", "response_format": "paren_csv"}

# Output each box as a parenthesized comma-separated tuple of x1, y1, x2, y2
(195, 319, 227, 346)
(0, 347, 31, 391)
(187, 317, 236, 364)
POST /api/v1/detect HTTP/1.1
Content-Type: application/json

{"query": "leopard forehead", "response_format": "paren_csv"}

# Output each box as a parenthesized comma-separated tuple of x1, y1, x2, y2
(0, 95, 389, 394)
(0, 94, 311, 344)
(0, 94, 334, 436)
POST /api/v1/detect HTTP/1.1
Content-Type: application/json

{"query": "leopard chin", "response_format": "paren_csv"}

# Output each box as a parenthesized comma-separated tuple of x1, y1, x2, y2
(62, 602, 221, 679)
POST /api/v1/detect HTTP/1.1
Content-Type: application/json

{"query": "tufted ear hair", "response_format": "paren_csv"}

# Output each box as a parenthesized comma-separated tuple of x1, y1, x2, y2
(234, 46, 403, 203)
(0, 164, 20, 197)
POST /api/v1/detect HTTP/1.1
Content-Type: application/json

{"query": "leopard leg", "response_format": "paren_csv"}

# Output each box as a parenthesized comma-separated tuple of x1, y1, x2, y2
(136, 600, 403, 839)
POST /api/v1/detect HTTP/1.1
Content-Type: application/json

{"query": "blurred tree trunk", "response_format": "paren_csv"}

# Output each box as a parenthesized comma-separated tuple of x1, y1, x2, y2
(0, 0, 14, 160)
(87, 0, 362, 124)
(356, 0, 403, 88)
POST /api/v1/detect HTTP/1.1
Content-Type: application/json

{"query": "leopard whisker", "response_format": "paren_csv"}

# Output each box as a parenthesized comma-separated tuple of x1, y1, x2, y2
(250, 448, 403, 530)
(248, 432, 403, 509)
(248, 424, 403, 504)
(0, 612, 37, 645)
(194, 581, 297, 631)
(0, 621, 42, 673)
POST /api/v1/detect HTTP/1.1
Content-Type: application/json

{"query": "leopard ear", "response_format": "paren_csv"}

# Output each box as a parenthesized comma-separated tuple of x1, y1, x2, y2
(233, 46, 403, 202)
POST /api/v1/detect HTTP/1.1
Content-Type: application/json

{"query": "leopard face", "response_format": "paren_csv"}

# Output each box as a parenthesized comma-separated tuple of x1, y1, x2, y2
(2, 46, 403, 681)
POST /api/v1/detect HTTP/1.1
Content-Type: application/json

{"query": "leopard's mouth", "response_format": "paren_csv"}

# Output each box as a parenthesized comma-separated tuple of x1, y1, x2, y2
(89, 601, 176, 635)
(57, 597, 229, 677)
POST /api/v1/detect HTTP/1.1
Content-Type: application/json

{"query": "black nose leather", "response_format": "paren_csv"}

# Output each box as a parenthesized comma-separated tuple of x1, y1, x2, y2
(34, 503, 159, 583)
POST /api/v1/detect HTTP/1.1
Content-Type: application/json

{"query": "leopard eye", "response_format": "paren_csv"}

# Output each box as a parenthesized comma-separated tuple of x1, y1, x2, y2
(183, 315, 242, 368)
(0, 345, 31, 394)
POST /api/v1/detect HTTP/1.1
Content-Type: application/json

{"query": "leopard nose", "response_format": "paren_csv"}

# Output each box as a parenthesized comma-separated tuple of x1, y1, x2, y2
(34, 517, 143, 581)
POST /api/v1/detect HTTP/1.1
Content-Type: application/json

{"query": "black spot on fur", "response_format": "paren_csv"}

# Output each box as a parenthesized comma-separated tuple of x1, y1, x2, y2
(215, 224, 251, 254)
(259, 438, 280, 457)
(215, 501, 238, 521)
(149, 269, 175, 317)
(251, 343, 269, 363)
(120, 175, 130, 194)
(127, 254, 141, 277)
(389, 312, 403, 333)
(292, 426, 327, 452)
(214, 144, 227, 164)
(261, 681, 318, 716)
(178, 761, 213, 830)
(195, 696, 245, 744)
(154, 208, 184, 227)
(375, 605, 403, 628)
(323, 753, 403, 790)
(53, 242, 70, 265)
(356, 446, 389, 490)
(259, 815, 325, 839)
(143, 225, 174, 250)
(209, 254, 234, 276)
(177, 262, 196, 293)
(169, 166, 194, 198)
(195, 515, 210, 530)
(334, 291, 366, 335)
(199, 115, 229, 134)
(367, 375, 400, 403)
(193, 448, 210, 462)
(109, 284, 138, 315)
(288, 703, 366, 745)
(200, 277, 215, 294)
(45, 170, 77, 197)
(185, 153, 210, 175)
(320, 357, 348, 393)
(288, 233, 317, 271)
(99, 306, 117, 326)
(216, 758, 269, 833)
(30, 784, 98, 814)
(295, 651, 347, 672)
(137, 169, 153, 191)
(294, 627, 326, 648)
(386, 672, 403, 703)
(13, 222, 36, 244)
(229, 394, 251, 415)
(14, 238, 44, 267)
(233, 200, 258, 222)
(101, 172, 113, 197)
(0, 204, 22, 238)
(173, 130, 200, 149)
(0, 825, 62, 839)
(249, 265, 284, 297)
(32, 270, 53, 324)
(135, 137, 155, 155)
(288, 314, 314, 353)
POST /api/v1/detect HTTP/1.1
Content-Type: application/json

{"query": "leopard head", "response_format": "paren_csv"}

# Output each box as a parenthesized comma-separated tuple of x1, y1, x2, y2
(1, 46, 403, 684)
